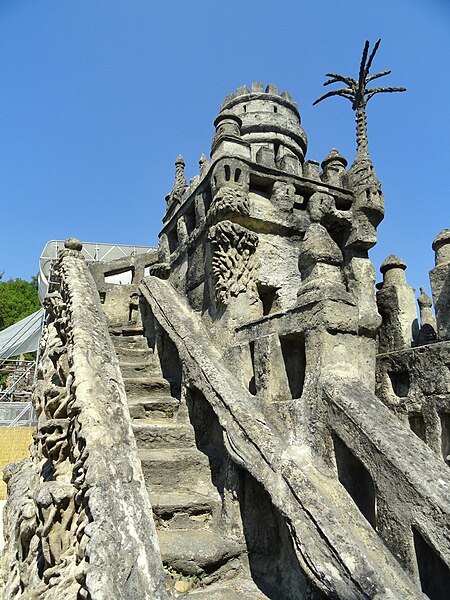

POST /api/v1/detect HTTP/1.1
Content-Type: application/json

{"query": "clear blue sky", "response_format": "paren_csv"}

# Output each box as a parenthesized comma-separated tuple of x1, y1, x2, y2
(0, 0, 448, 297)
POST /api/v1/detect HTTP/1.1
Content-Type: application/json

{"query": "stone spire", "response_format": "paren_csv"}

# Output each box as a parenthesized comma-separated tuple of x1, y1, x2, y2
(165, 154, 188, 207)
(199, 152, 209, 177)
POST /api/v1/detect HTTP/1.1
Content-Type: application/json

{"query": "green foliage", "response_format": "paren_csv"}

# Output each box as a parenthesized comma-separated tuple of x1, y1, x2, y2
(0, 276, 41, 331)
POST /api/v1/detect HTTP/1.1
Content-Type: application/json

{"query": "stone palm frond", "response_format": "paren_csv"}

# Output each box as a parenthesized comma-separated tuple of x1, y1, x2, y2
(313, 40, 406, 157)
(314, 39, 405, 110)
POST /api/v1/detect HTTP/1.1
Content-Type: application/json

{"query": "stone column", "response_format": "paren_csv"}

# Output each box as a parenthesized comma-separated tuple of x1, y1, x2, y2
(417, 287, 437, 344)
(377, 255, 418, 352)
(177, 216, 188, 246)
(430, 229, 450, 340)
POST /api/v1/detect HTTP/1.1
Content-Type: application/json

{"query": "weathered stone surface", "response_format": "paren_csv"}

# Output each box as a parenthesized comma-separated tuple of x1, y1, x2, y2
(377, 255, 419, 352)
(4, 70, 449, 600)
(140, 276, 428, 599)
(430, 229, 450, 340)
(2, 247, 166, 600)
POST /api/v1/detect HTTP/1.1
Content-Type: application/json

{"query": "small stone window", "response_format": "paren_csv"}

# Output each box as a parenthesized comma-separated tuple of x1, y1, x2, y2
(104, 269, 133, 285)
(413, 527, 450, 600)
(279, 333, 306, 399)
(234, 168, 241, 183)
(388, 370, 410, 397)
(257, 284, 278, 316)
(184, 204, 196, 235)
(409, 413, 426, 443)
(167, 228, 178, 254)
(440, 412, 450, 466)
(333, 434, 377, 529)
(248, 341, 256, 396)
(334, 197, 352, 211)
(224, 164, 231, 181)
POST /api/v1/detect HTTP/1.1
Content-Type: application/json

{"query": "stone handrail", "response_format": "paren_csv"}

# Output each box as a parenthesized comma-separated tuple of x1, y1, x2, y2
(140, 275, 426, 600)
(325, 378, 450, 572)
(1, 241, 166, 600)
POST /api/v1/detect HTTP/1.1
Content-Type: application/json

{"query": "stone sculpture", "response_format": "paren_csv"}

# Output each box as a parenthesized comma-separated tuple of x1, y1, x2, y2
(1, 42, 449, 600)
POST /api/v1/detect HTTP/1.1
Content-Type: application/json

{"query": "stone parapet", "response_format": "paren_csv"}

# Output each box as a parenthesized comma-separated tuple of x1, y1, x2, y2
(1, 240, 165, 600)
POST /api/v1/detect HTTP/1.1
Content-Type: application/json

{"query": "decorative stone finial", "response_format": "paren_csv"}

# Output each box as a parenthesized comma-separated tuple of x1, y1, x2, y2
(166, 154, 188, 206)
(321, 148, 348, 171)
(417, 287, 437, 342)
(380, 255, 407, 275)
(64, 238, 83, 251)
(432, 229, 450, 265)
(199, 152, 209, 177)
(417, 287, 433, 310)
(380, 255, 409, 289)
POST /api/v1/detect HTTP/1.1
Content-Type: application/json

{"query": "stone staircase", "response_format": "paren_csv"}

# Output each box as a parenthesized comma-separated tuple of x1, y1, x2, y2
(110, 325, 268, 598)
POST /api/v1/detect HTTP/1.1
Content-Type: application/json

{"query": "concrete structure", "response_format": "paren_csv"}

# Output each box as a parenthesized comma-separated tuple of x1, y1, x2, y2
(1, 44, 449, 600)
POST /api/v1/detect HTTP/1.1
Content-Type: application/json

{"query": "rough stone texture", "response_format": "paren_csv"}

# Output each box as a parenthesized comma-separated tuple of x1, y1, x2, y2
(430, 229, 450, 340)
(377, 255, 419, 352)
(141, 276, 427, 599)
(3, 71, 450, 600)
(1, 243, 165, 599)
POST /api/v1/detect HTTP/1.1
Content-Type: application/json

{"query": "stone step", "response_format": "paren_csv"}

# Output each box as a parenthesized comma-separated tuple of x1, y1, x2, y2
(114, 345, 155, 361)
(158, 529, 244, 576)
(110, 333, 149, 350)
(132, 421, 196, 448)
(123, 376, 173, 398)
(128, 396, 180, 420)
(150, 490, 220, 530)
(186, 579, 269, 599)
(120, 361, 162, 379)
(139, 448, 212, 492)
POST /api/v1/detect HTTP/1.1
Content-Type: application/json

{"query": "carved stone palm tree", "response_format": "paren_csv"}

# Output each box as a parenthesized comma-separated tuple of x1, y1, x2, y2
(314, 39, 406, 159)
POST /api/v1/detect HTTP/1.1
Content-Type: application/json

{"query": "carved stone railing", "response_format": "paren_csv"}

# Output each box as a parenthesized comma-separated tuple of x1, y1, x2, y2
(140, 275, 426, 600)
(1, 240, 166, 600)
(324, 378, 450, 580)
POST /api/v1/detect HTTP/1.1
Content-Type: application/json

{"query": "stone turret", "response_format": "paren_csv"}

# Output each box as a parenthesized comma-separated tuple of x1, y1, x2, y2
(320, 148, 348, 186)
(430, 229, 450, 340)
(417, 287, 437, 344)
(165, 154, 188, 214)
(216, 82, 307, 175)
(377, 255, 418, 352)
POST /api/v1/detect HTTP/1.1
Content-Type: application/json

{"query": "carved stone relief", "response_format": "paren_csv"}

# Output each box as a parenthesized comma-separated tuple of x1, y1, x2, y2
(208, 220, 259, 306)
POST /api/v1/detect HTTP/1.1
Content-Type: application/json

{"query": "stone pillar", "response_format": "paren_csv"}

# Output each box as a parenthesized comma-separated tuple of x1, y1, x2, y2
(377, 255, 418, 352)
(430, 229, 450, 340)
(158, 233, 170, 263)
(195, 193, 206, 226)
(177, 216, 188, 246)
(417, 287, 437, 344)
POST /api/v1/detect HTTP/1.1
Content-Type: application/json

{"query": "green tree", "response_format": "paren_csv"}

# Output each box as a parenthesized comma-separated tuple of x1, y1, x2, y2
(0, 276, 41, 331)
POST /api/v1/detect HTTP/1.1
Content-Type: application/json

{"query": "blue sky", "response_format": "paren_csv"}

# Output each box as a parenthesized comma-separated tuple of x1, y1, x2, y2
(0, 0, 448, 297)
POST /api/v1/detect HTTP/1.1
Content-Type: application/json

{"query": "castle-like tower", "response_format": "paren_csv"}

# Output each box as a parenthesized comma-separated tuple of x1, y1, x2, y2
(1, 79, 449, 600)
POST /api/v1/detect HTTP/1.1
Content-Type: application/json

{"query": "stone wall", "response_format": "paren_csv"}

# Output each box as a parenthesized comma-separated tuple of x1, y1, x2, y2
(1, 241, 166, 600)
